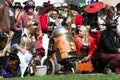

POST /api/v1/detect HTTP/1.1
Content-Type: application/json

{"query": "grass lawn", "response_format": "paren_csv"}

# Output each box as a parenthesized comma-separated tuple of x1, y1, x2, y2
(3, 74, 120, 80)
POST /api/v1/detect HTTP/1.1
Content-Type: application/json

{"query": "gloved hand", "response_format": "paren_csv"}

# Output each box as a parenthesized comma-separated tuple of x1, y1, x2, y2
(81, 56, 90, 62)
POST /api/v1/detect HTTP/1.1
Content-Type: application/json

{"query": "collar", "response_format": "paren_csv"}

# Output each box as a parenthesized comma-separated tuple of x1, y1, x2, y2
(49, 17, 56, 22)
(22, 28, 31, 37)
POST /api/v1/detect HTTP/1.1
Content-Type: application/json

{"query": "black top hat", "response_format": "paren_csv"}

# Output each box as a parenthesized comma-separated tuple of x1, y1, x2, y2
(52, 8, 59, 14)
(43, 2, 49, 7)
(13, 2, 23, 9)
(43, 2, 54, 8)
(70, 4, 78, 11)
(116, 2, 120, 11)
(23, 0, 35, 8)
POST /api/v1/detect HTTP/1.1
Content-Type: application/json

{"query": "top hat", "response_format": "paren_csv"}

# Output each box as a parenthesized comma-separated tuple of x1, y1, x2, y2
(13, 2, 23, 9)
(116, 2, 120, 11)
(43, 2, 49, 7)
(70, 4, 78, 11)
(23, 0, 35, 8)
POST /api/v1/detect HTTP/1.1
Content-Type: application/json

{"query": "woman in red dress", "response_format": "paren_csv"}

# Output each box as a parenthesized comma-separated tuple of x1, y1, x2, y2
(39, 5, 53, 33)
(74, 25, 97, 73)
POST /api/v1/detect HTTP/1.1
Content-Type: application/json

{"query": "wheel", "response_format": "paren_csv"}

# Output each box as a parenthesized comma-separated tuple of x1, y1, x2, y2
(66, 66, 76, 74)
(71, 67, 75, 73)
(43, 58, 55, 75)
(71, 61, 78, 73)
(65, 61, 77, 74)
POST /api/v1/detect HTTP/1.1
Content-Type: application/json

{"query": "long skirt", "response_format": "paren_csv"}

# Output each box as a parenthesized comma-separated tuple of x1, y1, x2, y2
(77, 51, 94, 73)
(100, 53, 120, 73)
(77, 60, 94, 73)
(17, 51, 32, 77)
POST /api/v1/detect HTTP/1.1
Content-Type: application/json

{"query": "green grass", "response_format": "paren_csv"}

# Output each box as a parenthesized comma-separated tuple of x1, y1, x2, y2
(2, 74, 120, 80)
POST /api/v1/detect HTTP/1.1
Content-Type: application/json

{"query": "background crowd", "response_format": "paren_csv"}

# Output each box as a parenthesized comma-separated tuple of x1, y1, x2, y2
(0, 0, 120, 78)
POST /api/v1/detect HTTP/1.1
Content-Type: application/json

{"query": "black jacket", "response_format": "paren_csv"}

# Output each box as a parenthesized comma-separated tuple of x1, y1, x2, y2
(100, 30, 120, 53)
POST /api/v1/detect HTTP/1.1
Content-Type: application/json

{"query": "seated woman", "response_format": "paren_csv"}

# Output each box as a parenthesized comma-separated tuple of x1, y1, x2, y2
(10, 20, 39, 77)
(74, 25, 96, 73)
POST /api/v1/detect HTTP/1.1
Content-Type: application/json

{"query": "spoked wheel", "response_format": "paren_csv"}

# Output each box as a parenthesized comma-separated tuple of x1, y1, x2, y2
(43, 58, 55, 75)
(65, 61, 77, 74)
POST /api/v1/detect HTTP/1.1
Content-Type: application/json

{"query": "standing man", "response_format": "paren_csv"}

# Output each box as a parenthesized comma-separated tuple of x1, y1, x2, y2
(0, 0, 14, 76)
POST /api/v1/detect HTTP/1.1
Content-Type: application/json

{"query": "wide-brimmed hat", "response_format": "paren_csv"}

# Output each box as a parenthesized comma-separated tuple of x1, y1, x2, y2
(23, 0, 35, 8)
(41, 4, 54, 14)
(84, 2, 104, 13)
(13, 2, 23, 9)
(27, 20, 38, 29)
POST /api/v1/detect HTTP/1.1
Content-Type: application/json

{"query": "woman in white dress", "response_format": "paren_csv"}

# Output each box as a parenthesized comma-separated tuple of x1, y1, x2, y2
(11, 20, 38, 77)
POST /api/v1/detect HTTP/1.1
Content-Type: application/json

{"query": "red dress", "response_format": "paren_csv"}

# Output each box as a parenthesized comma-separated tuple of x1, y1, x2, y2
(74, 35, 97, 72)
(90, 31, 101, 46)
(74, 14, 83, 26)
(39, 14, 48, 33)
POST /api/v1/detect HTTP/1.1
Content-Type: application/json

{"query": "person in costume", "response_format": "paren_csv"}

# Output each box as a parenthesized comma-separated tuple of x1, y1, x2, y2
(13, 0, 43, 57)
(39, 4, 54, 63)
(74, 25, 96, 73)
(115, 3, 120, 36)
(11, 20, 39, 77)
(14, 0, 41, 32)
(13, 2, 25, 22)
(70, 4, 83, 27)
(39, 4, 53, 33)
(47, 8, 60, 36)
(0, 0, 14, 76)
(98, 16, 120, 74)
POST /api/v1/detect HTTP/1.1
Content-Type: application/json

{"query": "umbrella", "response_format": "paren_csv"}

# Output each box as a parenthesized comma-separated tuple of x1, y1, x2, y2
(84, 2, 104, 13)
